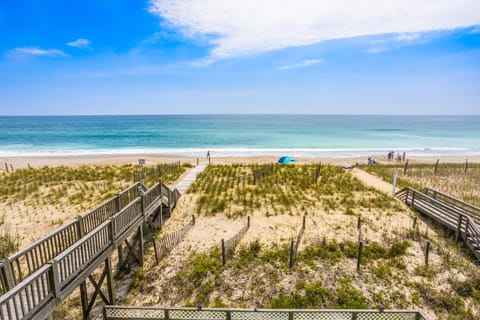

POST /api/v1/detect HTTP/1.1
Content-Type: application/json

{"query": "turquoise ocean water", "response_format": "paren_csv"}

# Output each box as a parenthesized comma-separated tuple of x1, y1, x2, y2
(0, 115, 479, 158)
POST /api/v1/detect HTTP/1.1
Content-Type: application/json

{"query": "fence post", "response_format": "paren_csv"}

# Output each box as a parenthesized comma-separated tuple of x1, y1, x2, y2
(247, 216, 250, 228)
(48, 259, 61, 303)
(221, 239, 226, 266)
(412, 216, 417, 230)
(192, 215, 196, 225)
(357, 217, 361, 230)
(403, 160, 409, 175)
(289, 240, 296, 268)
(392, 175, 397, 196)
(302, 215, 306, 229)
(357, 241, 363, 272)
(434, 159, 439, 174)
(425, 241, 430, 267)
(465, 159, 468, 174)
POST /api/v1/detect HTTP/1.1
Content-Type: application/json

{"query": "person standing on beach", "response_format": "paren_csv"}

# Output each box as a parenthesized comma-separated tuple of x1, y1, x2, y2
(207, 150, 210, 158)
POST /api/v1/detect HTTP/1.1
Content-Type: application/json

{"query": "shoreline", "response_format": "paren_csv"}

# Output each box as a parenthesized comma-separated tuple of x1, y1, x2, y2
(1, 153, 479, 170)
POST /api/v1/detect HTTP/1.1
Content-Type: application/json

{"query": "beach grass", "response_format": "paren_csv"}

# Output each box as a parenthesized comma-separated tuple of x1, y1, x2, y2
(360, 162, 480, 206)
(187, 164, 400, 217)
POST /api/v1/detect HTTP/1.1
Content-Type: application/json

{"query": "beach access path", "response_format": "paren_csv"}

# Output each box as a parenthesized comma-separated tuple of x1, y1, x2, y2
(351, 167, 393, 194)
(175, 164, 207, 193)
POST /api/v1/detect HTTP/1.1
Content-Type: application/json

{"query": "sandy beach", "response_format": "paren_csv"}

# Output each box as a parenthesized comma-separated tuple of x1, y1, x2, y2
(2, 153, 479, 170)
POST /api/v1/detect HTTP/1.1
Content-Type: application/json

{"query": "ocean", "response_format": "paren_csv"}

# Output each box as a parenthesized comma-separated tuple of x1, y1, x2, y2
(0, 115, 479, 158)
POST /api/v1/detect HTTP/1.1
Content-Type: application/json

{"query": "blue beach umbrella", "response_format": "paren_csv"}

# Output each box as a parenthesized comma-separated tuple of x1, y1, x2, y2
(277, 156, 298, 164)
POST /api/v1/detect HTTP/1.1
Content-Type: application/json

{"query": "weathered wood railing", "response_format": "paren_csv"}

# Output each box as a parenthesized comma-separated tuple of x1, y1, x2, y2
(103, 306, 430, 320)
(423, 187, 480, 226)
(0, 182, 145, 295)
(0, 180, 181, 319)
(396, 187, 480, 261)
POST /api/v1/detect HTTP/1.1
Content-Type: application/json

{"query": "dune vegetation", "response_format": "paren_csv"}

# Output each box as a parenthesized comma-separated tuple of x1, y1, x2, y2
(360, 162, 480, 206)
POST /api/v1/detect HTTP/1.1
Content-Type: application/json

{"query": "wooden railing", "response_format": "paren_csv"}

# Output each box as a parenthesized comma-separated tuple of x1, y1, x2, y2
(103, 306, 430, 320)
(423, 187, 480, 226)
(396, 187, 480, 261)
(0, 180, 181, 319)
(0, 182, 146, 295)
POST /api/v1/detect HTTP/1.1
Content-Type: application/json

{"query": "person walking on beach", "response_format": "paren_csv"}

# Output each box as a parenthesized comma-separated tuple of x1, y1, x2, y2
(207, 150, 210, 158)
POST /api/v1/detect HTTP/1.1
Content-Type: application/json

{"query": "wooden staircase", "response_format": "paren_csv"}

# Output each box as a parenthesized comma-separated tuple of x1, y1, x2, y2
(396, 187, 480, 261)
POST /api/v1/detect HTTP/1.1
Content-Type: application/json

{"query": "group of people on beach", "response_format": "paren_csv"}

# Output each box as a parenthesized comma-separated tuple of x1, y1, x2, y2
(388, 151, 406, 162)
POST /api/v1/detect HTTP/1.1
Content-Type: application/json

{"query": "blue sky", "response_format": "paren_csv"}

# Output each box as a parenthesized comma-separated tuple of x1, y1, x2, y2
(0, 0, 479, 115)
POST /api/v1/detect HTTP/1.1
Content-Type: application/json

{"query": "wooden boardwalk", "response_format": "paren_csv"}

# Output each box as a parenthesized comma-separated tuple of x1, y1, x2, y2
(396, 187, 480, 261)
(0, 164, 204, 320)
(174, 164, 206, 194)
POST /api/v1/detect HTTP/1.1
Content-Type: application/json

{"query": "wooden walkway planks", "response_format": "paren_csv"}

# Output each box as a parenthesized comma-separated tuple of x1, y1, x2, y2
(396, 187, 480, 261)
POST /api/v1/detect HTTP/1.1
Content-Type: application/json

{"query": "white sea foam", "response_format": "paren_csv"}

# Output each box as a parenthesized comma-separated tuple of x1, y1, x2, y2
(0, 147, 478, 158)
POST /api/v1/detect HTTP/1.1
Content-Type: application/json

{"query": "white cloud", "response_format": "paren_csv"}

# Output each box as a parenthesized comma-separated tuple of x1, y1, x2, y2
(67, 38, 90, 48)
(149, 0, 480, 59)
(277, 59, 323, 70)
(469, 25, 480, 34)
(366, 46, 390, 54)
(396, 33, 422, 42)
(14, 47, 68, 57)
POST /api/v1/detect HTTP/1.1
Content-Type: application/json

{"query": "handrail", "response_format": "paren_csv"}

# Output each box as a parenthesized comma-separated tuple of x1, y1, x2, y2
(397, 187, 480, 261)
(0, 264, 53, 320)
(424, 187, 480, 225)
(0, 182, 148, 294)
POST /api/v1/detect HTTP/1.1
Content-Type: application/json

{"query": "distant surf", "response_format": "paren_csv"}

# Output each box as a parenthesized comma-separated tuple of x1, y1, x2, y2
(0, 115, 479, 158)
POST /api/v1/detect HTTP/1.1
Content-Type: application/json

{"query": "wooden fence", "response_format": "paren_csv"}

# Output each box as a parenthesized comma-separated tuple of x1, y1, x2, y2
(221, 217, 250, 265)
(133, 162, 182, 183)
(103, 306, 430, 320)
(252, 164, 274, 184)
(153, 216, 196, 264)
(396, 187, 480, 261)
(0, 180, 180, 320)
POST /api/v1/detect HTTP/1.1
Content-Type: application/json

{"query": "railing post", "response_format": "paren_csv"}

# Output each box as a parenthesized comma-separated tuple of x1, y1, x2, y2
(76, 215, 85, 238)
(351, 311, 358, 320)
(108, 218, 115, 246)
(465, 219, 470, 240)
(140, 193, 145, 221)
(48, 259, 61, 303)
(411, 191, 416, 207)
(115, 193, 121, 211)
(138, 225, 144, 266)
(456, 215, 463, 242)
(1, 259, 15, 290)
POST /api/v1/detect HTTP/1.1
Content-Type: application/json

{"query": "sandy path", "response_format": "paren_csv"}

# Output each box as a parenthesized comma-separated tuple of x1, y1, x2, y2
(351, 168, 394, 194)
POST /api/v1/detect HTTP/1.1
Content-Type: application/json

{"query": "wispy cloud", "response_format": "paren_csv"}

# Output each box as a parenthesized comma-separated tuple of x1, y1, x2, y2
(469, 25, 480, 34)
(66, 38, 90, 49)
(149, 0, 480, 59)
(396, 33, 421, 42)
(14, 47, 68, 57)
(277, 59, 323, 70)
(366, 46, 390, 54)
